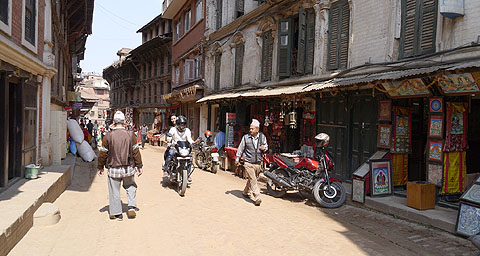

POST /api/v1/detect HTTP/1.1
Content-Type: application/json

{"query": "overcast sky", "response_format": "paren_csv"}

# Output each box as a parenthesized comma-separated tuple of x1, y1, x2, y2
(81, 0, 162, 74)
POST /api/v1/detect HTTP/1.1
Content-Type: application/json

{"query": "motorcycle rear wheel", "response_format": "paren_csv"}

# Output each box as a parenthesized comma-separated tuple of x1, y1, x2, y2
(266, 168, 288, 198)
(177, 169, 188, 197)
(313, 180, 345, 208)
(211, 164, 219, 174)
(195, 152, 206, 169)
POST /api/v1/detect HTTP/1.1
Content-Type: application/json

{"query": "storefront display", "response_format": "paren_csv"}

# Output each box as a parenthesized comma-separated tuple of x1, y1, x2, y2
(382, 79, 431, 98)
(391, 107, 411, 153)
(443, 151, 467, 194)
(377, 124, 392, 149)
(427, 140, 444, 162)
(352, 178, 365, 203)
(392, 154, 408, 186)
(428, 115, 444, 138)
(369, 159, 393, 197)
(444, 102, 468, 152)
(455, 202, 480, 237)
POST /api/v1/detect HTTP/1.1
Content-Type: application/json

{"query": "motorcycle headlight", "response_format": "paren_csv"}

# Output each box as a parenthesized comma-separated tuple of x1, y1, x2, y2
(179, 148, 190, 157)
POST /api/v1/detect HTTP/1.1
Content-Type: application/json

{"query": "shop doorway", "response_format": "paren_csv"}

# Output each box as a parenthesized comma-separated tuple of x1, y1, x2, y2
(8, 82, 23, 180)
(467, 98, 480, 173)
(408, 98, 427, 181)
(348, 96, 377, 181)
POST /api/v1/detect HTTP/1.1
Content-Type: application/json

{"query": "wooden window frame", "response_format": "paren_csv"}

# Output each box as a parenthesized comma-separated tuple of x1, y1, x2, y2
(326, 0, 350, 70)
(261, 30, 273, 82)
(234, 43, 244, 86)
(214, 52, 221, 90)
(0, 0, 12, 35)
(22, 0, 38, 53)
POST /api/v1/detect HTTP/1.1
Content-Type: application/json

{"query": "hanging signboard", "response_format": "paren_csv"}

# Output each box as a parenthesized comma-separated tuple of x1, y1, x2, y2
(382, 79, 430, 98)
(72, 102, 82, 110)
(225, 113, 236, 147)
(440, 0, 465, 18)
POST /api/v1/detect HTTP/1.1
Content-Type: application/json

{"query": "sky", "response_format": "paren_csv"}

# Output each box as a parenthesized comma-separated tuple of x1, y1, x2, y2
(81, 0, 162, 74)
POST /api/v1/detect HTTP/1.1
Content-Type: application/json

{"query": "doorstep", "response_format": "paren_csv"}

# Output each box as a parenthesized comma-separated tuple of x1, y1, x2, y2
(344, 183, 458, 235)
(0, 154, 75, 256)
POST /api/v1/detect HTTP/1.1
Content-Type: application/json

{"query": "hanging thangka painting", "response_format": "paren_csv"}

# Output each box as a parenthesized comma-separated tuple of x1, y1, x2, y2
(391, 107, 411, 153)
(382, 79, 431, 98)
(444, 102, 468, 152)
(438, 73, 480, 95)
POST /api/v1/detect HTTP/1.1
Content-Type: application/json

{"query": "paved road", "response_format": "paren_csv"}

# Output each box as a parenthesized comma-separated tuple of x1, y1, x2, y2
(9, 145, 477, 256)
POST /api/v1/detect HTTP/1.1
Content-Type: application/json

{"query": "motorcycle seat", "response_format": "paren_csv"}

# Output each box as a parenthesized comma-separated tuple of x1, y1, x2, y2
(277, 155, 297, 168)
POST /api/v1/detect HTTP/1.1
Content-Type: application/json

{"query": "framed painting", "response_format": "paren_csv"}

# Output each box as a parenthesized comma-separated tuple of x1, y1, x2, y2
(427, 140, 444, 162)
(352, 178, 365, 204)
(382, 79, 431, 98)
(427, 163, 443, 186)
(378, 100, 392, 121)
(428, 115, 444, 138)
(369, 159, 393, 197)
(455, 202, 480, 237)
(460, 183, 480, 205)
(429, 98, 443, 113)
(439, 73, 480, 95)
(377, 124, 392, 149)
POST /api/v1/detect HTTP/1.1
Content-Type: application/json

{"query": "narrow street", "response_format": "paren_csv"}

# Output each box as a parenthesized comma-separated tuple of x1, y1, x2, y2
(9, 145, 476, 256)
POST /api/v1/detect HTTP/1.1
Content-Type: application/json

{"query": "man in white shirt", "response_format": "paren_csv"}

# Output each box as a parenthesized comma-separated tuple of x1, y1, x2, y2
(164, 115, 199, 181)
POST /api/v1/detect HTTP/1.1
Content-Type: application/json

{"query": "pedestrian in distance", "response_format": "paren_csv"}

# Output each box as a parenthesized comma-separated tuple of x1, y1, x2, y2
(87, 120, 94, 136)
(141, 123, 149, 149)
(98, 111, 143, 221)
(235, 119, 268, 206)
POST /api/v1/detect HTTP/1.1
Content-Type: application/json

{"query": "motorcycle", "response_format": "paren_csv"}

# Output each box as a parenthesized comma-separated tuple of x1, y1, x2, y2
(166, 141, 193, 197)
(263, 133, 346, 208)
(193, 138, 220, 174)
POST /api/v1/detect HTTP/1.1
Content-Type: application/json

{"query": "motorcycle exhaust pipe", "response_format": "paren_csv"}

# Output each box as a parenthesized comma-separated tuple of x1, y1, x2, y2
(264, 171, 293, 188)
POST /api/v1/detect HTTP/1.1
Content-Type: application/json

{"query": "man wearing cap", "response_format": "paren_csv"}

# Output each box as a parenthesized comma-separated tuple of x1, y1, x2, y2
(235, 119, 268, 206)
(98, 111, 143, 220)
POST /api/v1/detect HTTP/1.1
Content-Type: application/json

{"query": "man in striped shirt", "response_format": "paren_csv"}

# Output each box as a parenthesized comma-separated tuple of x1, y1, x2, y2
(98, 111, 143, 220)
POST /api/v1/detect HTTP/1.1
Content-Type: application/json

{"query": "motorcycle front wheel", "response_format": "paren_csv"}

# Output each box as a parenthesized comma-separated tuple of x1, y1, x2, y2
(211, 164, 219, 174)
(195, 152, 206, 169)
(313, 180, 345, 208)
(266, 168, 288, 198)
(177, 169, 188, 197)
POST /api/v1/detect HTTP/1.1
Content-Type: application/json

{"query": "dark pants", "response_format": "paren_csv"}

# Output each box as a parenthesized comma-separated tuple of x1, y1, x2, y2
(163, 147, 192, 174)
(141, 134, 147, 148)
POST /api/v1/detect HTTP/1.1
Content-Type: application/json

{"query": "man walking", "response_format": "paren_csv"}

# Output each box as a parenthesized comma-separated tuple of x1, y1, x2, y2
(87, 120, 94, 137)
(141, 123, 149, 149)
(98, 111, 143, 220)
(235, 119, 268, 206)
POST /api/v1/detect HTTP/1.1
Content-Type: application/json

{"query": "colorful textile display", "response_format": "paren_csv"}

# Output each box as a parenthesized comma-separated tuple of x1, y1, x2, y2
(443, 152, 467, 194)
(391, 107, 412, 153)
(392, 154, 408, 186)
(444, 102, 468, 152)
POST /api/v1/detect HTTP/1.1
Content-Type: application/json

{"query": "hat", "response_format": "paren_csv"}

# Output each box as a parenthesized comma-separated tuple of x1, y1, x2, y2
(250, 119, 260, 127)
(113, 111, 125, 124)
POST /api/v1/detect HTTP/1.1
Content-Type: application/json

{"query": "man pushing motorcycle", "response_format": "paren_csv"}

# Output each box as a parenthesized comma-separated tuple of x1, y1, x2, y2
(163, 115, 199, 182)
(235, 119, 268, 206)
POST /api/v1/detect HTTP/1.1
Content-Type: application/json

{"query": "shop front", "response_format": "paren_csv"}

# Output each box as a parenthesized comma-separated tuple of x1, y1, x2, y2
(164, 85, 204, 138)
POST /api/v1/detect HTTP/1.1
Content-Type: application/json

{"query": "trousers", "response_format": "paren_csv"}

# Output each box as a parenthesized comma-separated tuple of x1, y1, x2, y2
(243, 162, 262, 200)
(108, 175, 137, 216)
(141, 134, 147, 148)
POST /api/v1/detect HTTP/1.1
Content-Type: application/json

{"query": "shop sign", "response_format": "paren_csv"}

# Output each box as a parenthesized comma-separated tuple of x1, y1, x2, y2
(67, 91, 82, 102)
(382, 79, 430, 98)
(225, 113, 236, 148)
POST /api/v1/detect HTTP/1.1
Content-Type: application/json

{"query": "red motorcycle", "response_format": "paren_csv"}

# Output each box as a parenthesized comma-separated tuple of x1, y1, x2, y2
(263, 133, 346, 208)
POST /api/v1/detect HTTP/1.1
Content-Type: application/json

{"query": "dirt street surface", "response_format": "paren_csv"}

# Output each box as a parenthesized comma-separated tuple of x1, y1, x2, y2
(9, 145, 477, 256)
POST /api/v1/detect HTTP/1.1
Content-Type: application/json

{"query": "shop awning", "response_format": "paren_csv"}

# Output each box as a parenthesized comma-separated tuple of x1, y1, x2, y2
(197, 83, 312, 103)
(164, 85, 203, 103)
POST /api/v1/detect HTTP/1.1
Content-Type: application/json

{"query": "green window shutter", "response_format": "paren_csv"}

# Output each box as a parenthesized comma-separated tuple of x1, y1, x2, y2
(327, 4, 340, 70)
(297, 8, 306, 74)
(339, 3, 350, 69)
(214, 53, 221, 90)
(419, 0, 437, 55)
(400, 0, 417, 58)
(261, 30, 273, 82)
(216, 0, 222, 29)
(305, 9, 315, 74)
(234, 44, 244, 86)
(277, 18, 292, 77)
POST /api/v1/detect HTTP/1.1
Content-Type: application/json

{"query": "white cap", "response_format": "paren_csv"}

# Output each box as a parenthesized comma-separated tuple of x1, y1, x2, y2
(113, 111, 125, 124)
(250, 119, 260, 127)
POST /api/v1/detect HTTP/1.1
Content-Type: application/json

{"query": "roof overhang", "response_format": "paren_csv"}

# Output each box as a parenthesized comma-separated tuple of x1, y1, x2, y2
(162, 0, 188, 19)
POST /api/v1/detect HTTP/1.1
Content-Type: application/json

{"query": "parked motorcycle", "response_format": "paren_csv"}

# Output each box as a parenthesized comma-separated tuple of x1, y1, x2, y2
(263, 133, 346, 208)
(166, 141, 193, 197)
(193, 131, 220, 174)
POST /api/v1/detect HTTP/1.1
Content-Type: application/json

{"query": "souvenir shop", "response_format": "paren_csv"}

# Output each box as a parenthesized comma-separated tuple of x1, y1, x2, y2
(217, 94, 317, 157)
(372, 71, 480, 203)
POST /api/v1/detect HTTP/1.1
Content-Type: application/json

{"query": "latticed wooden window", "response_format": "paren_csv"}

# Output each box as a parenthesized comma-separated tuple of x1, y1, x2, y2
(214, 53, 221, 90)
(216, 0, 222, 29)
(234, 44, 244, 86)
(25, 0, 36, 45)
(261, 30, 273, 82)
(327, 0, 349, 70)
(235, 0, 244, 18)
(400, 0, 437, 58)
